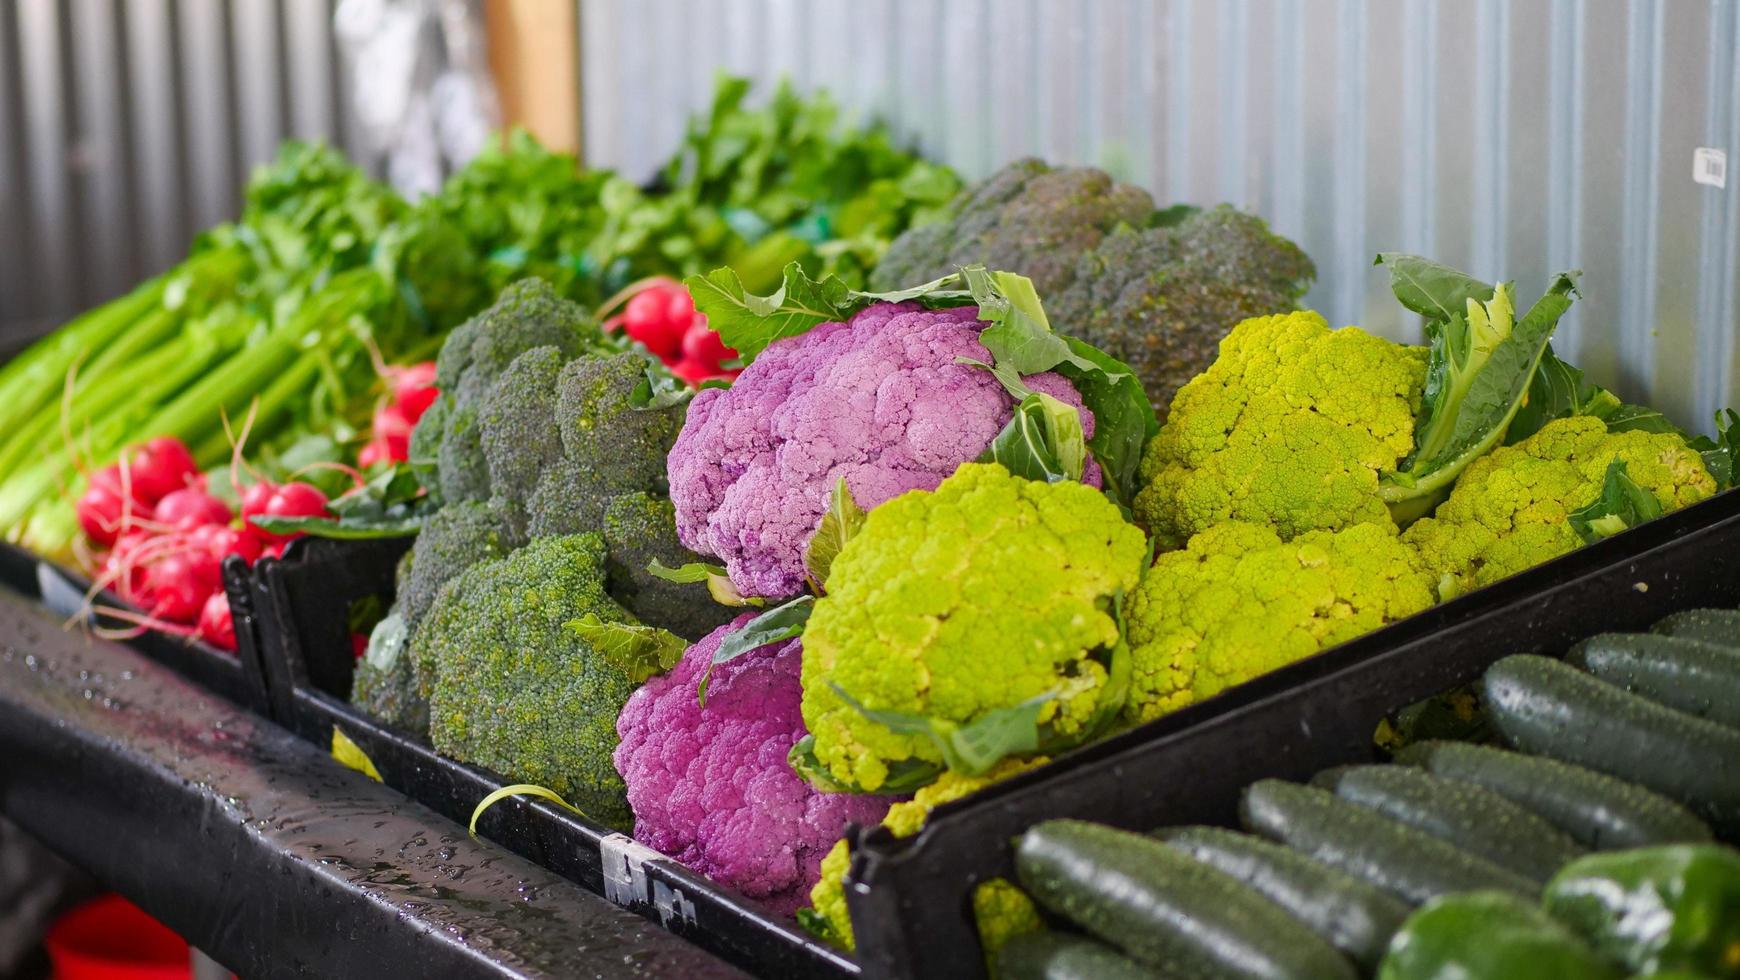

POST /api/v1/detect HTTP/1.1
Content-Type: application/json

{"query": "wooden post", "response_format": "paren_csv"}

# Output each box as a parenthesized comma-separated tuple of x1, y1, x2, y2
(484, 0, 582, 155)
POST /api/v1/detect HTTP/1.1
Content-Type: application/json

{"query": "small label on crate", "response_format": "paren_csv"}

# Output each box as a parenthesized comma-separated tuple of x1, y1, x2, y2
(599, 833, 698, 926)
(1693, 147, 1727, 188)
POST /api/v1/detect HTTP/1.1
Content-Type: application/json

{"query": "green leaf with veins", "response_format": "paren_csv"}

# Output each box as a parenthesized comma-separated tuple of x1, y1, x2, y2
(1507, 344, 1626, 445)
(1373, 252, 1496, 321)
(978, 392, 1085, 484)
(1568, 460, 1664, 544)
(786, 734, 942, 795)
(804, 477, 865, 592)
(646, 558, 763, 607)
(969, 268, 1100, 377)
(698, 595, 812, 704)
(566, 613, 687, 684)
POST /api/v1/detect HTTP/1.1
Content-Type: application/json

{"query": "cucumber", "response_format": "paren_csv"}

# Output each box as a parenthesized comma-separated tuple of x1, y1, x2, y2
(1015, 819, 1356, 979)
(1238, 780, 1538, 905)
(1654, 609, 1740, 650)
(1568, 633, 1740, 729)
(1155, 824, 1411, 971)
(1377, 889, 1620, 980)
(1544, 844, 1740, 978)
(1482, 654, 1740, 839)
(1394, 740, 1713, 849)
(1313, 764, 1584, 882)
(995, 931, 1162, 980)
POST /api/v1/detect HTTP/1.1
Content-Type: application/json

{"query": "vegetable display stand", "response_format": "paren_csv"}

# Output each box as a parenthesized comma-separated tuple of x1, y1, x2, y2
(246, 537, 860, 980)
(843, 487, 1740, 980)
(2, 541, 271, 716)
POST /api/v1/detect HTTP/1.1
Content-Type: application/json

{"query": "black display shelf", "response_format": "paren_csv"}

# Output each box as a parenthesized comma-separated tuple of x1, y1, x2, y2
(0, 583, 746, 980)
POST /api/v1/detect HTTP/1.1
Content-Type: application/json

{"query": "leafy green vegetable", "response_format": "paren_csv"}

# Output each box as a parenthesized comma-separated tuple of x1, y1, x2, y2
(685, 262, 966, 360)
(826, 681, 1055, 778)
(1508, 345, 1625, 444)
(565, 613, 687, 684)
(646, 557, 763, 607)
(979, 392, 1082, 484)
(250, 463, 437, 539)
(1568, 460, 1665, 544)
(803, 478, 866, 593)
(699, 595, 813, 704)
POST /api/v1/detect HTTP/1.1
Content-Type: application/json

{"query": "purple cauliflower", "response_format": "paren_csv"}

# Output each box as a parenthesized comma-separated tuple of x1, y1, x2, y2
(613, 615, 894, 916)
(668, 301, 1099, 598)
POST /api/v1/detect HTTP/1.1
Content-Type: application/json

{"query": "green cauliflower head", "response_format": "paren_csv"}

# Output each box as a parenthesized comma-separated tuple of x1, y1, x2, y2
(1124, 520, 1436, 723)
(1402, 415, 1715, 599)
(799, 463, 1147, 794)
(412, 533, 639, 829)
(1133, 310, 1429, 546)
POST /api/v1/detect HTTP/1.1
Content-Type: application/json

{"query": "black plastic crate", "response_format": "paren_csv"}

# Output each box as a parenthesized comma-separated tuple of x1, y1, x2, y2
(843, 488, 1740, 979)
(0, 541, 271, 713)
(245, 536, 859, 980)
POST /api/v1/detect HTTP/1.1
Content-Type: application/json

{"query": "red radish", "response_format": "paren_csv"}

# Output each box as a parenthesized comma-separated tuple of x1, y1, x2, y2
(198, 592, 237, 651)
(122, 437, 197, 503)
(373, 401, 414, 443)
(240, 481, 277, 520)
(263, 482, 329, 520)
(105, 531, 156, 606)
(623, 289, 686, 359)
(262, 540, 288, 561)
(664, 287, 696, 326)
(153, 487, 232, 532)
(681, 317, 736, 369)
(386, 361, 437, 401)
(351, 632, 368, 660)
(669, 357, 720, 387)
(398, 384, 440, 423)
(190, 523, 264, 566)
(142, 553, 210, 623)
(77, 471, 137, 547)
(357, 439, 393, 470)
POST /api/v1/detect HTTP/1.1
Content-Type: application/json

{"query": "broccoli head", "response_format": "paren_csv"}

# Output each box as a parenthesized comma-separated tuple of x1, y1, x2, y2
(397, 497, 520, 632)
(1124, 521, 1436, 723)
(613, 615, 893, 916)
(798, 463, 1145, 794)
(871, 159, 1313, 410)
(476, 345, 568, 525)
(1053, 206, 1316, 415)
(1133, 311, 1429, 546)
(667, 301, 1098, 599)
(412, 533, 639, 829)
(805, 757, 1047, 953)
(1401, 416, 1715, 599)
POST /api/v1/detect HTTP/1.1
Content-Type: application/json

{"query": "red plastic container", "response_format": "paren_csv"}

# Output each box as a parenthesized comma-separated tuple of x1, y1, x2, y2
(44, 895, 191, 980)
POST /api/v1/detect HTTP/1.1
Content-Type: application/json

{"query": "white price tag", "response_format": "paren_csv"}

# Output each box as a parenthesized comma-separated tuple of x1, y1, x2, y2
(1693, 147, 1727, 189)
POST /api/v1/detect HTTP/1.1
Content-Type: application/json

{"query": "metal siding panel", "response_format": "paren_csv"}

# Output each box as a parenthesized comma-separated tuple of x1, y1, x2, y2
(69, 0, 133, 304)
(1546, 0, 1587, 356)
(124, 0, 189, 279)
(231, 0, 286, 173)
(1618, 0, 1665, 404)
(0, 1, 31, 323)
(282, 0, 336, 142)
(1650, 1, 1713, 429)
(177, 0, 238, 232)
(1576, 0, 1631, 392)
(17, 0, 77, 314)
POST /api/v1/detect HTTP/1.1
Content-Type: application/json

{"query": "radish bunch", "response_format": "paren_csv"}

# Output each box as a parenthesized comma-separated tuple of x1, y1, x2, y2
(75, 436, 331, 652)
(358, 361, 439, 469)
(608, 282, 740, 386)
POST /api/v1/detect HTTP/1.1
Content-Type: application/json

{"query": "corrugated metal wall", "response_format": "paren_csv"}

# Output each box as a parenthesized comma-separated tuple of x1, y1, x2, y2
(0, 0, 371, 343)
(582, 0, 1740, 430)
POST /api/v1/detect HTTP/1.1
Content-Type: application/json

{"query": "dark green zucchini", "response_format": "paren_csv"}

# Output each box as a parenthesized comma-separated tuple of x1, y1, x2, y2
(1014, 819, 1356, 979)
(1481, 654, 1740, 838)
(1238, 780, 1538, 906)
(1394, 740, 1713, 849)
(1653, 609, 1740, 650)
(1155, 824, 1411, 971)
(1313, 764, 1584, 882)
(995, 931, 1162, 980)
(1377, 889, 1619, 980)
(1544, 844, 1740, 978)
(1568, 632, 1740, 729)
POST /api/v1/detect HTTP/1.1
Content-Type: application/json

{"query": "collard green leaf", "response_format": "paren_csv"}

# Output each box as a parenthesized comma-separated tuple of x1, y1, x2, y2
(827, 681, 1054, 777)
(1382, 269, 1581, 512)
(567, 613, 687, 684)
(699, 595, 812, 704)
(1374, 253, 1496, 321)
(804, 477, 865, 592)
(979, 393, 1074, 483)
(1569, 460, 1664, 544)
(968, 267, 1100, 377)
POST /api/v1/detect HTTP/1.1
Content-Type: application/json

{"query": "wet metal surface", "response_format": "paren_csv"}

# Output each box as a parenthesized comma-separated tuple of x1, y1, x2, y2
(0, 587, 746, 980)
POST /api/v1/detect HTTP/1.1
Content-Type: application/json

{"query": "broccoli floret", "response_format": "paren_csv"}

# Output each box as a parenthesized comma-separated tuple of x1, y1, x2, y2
(799, 463, 1146, 794)
(434, 403, 491, 505)
(433, 278, 596, 407)
(1124, 521, 1436, 723)
(600, 493, 738, 640)
(1053, 206, 1316, 416)
(1133, 311, 1429, 546)
(398, 498, 519, 631)
(477, 345, 568, 536)
(871, 159, 1312, 410)
(805, 758, 1047, 953)
(412, 533, 638, 829)
(872, 160, 1152, 298)
(407, 393, 449, 498)
(1402, 416, 1715, 599)
(550, 352, 681, 498)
